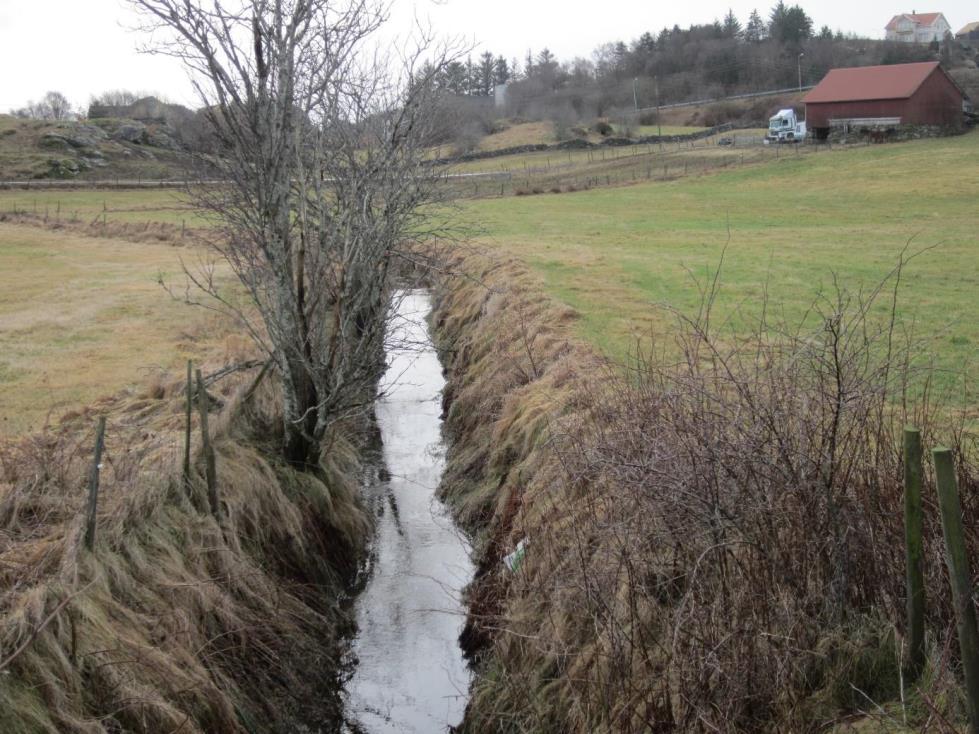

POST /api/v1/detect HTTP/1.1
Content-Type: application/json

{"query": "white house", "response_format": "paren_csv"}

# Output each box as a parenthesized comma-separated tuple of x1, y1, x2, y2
(885, 12, 952, 43)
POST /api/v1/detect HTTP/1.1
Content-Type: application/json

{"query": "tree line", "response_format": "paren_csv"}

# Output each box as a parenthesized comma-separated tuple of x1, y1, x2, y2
(431, 2, 947, 126)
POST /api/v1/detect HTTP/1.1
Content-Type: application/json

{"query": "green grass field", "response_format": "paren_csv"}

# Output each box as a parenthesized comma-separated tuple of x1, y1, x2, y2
(3, 130, 975, 414)
(0, 188, 207, 226)
(463, 130, 979, 402)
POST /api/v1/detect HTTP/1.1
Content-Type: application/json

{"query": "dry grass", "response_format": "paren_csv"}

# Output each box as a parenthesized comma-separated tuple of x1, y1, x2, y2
(0, 219, 234, 436)
(0, 349, 368, 732)
(434, 248, 979, 733)
(478, 121, 557, 151)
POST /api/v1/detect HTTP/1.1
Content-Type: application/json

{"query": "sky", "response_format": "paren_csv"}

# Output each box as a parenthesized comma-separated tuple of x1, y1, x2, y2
(1, 0, 975, 112)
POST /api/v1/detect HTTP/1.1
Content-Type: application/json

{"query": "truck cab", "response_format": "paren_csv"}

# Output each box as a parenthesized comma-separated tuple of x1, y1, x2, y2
(766, 108, 807, 143)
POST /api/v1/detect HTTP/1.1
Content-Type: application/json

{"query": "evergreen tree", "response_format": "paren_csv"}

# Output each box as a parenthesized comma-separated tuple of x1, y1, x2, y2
(723, 8, 743, 39)
(745, 9, 766, 42)
(442, 60, 468, 95)
(769, 2, 812, 45)
(633, 31, 656, 57)
(478, 51, 495, 96)
(494, 56, 511, 86)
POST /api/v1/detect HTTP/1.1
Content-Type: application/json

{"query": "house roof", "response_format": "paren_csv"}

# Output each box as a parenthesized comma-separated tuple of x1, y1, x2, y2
(957, 21, 979, 35)
(803, 61, 943, 104)
(885, 12, 943, 31)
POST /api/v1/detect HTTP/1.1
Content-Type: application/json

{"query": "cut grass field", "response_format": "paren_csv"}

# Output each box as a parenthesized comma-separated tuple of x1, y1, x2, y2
(0, 222, 235, 435)
(462, 129, 979, 403)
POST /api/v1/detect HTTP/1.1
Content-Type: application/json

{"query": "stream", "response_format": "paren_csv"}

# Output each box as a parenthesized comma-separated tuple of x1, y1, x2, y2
(342, 290, 474, 733)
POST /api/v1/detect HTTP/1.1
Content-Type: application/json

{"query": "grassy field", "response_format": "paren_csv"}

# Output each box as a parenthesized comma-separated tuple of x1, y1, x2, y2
(0, 223, 235, 435)
(0, 188, 206, 225)
(613, 123, 709, 136)
(462, 130, 979, 402)
(3, 130, 975, 430)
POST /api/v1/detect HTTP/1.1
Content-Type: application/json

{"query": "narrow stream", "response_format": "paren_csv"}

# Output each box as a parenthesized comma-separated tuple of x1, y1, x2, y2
(342, 290, 474, 733)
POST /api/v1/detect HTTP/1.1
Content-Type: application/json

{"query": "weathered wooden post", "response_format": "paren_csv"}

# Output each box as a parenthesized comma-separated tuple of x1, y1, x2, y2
(196, 368, 220, 518)
(933, 447, 979, 733)
(84, 417, 107, 551)
(904, 427, 926, 679)
(183, 360, 193, 488)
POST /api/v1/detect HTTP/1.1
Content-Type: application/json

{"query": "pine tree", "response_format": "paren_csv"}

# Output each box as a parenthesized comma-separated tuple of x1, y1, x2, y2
(745, 9, 766, 42)
(769, 2, 812, 45)
(494, 56, 510, 86)
(723, 8, 743, 39)
(478, 51, 495, 96)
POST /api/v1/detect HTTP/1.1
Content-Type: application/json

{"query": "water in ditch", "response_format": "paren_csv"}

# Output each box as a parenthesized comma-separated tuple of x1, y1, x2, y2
(342, 290, 474, 733)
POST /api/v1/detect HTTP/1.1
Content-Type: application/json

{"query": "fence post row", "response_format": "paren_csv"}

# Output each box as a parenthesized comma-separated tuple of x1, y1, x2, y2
(83, 417, 107, 551)
(933, 447, 979, 734)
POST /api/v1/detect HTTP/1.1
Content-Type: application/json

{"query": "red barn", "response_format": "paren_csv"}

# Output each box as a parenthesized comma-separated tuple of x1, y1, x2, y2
(803, 61, 970, 139)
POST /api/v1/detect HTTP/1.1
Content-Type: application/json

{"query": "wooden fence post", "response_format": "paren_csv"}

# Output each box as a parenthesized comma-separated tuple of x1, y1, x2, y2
(84, 417, 107, 551)
(196, 368, 220, 518)
(904, 427, 926, 679)
(934, 447, 979, 733)
(183, 360, 193, 489)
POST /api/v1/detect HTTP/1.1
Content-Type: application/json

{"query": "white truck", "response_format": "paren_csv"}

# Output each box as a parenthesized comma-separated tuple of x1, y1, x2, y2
(765, 108, 806, 143)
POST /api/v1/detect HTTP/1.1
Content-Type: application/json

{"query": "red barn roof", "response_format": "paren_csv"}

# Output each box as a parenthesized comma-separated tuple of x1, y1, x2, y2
(803, 62, 941, 103)
(885, 12, 943, 31)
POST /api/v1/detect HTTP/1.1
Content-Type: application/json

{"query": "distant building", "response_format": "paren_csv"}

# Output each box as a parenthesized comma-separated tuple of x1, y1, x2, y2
(803, 61, 971, 137)
(494, 84, 508, 109)
(956, 21, 979, 41)
(884, 12, 952, 43)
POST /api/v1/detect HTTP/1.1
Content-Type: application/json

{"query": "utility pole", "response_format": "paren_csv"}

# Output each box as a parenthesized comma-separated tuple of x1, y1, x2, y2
(633, 77, 639, 111)
(798, 51, 805, 92)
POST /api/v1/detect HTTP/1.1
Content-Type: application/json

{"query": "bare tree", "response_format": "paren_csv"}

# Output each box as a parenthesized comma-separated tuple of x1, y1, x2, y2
(12, 91, 73, 120)
(43, 91, 73, 120)
(130, 0, 460, 468)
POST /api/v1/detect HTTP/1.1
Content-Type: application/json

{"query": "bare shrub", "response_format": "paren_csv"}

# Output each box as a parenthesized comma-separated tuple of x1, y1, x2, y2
(442, 250, 978, 731)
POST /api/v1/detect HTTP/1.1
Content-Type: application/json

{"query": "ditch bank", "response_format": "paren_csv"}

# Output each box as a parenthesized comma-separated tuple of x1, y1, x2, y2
(431, 251, 979, 732)
(0, 357, 370, 733)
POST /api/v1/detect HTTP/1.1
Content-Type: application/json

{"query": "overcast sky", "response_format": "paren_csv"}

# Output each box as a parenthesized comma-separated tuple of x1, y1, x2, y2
(1, 0, 975, 112)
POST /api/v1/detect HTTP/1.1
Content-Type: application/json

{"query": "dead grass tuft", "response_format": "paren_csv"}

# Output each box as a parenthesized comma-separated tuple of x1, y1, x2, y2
(0, 354, 368, 732)
(435, 249, 979, 732)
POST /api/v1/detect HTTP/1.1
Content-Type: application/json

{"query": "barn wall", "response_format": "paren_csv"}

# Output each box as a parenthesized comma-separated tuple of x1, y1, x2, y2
(805, 99, 906, 128)
(905, 69, 966, 128)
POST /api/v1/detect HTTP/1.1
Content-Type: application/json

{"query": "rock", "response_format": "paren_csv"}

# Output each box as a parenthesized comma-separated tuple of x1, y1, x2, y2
(39, 134, 72, 150)
(39, 125, 107, 151)
(43, 157, 82, 178)
(110, 122, 148, 143)
(145, 128, 178, 149)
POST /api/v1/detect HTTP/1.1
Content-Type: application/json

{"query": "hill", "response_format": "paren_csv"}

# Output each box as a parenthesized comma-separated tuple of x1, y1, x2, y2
(0, 114, 198, 181)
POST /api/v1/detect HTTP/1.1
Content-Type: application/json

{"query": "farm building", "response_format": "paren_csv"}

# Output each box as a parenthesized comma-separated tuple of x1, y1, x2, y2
(884, 12, 951, 43)
(803, 61, 971, 139)
(957, 21, 979, 41)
